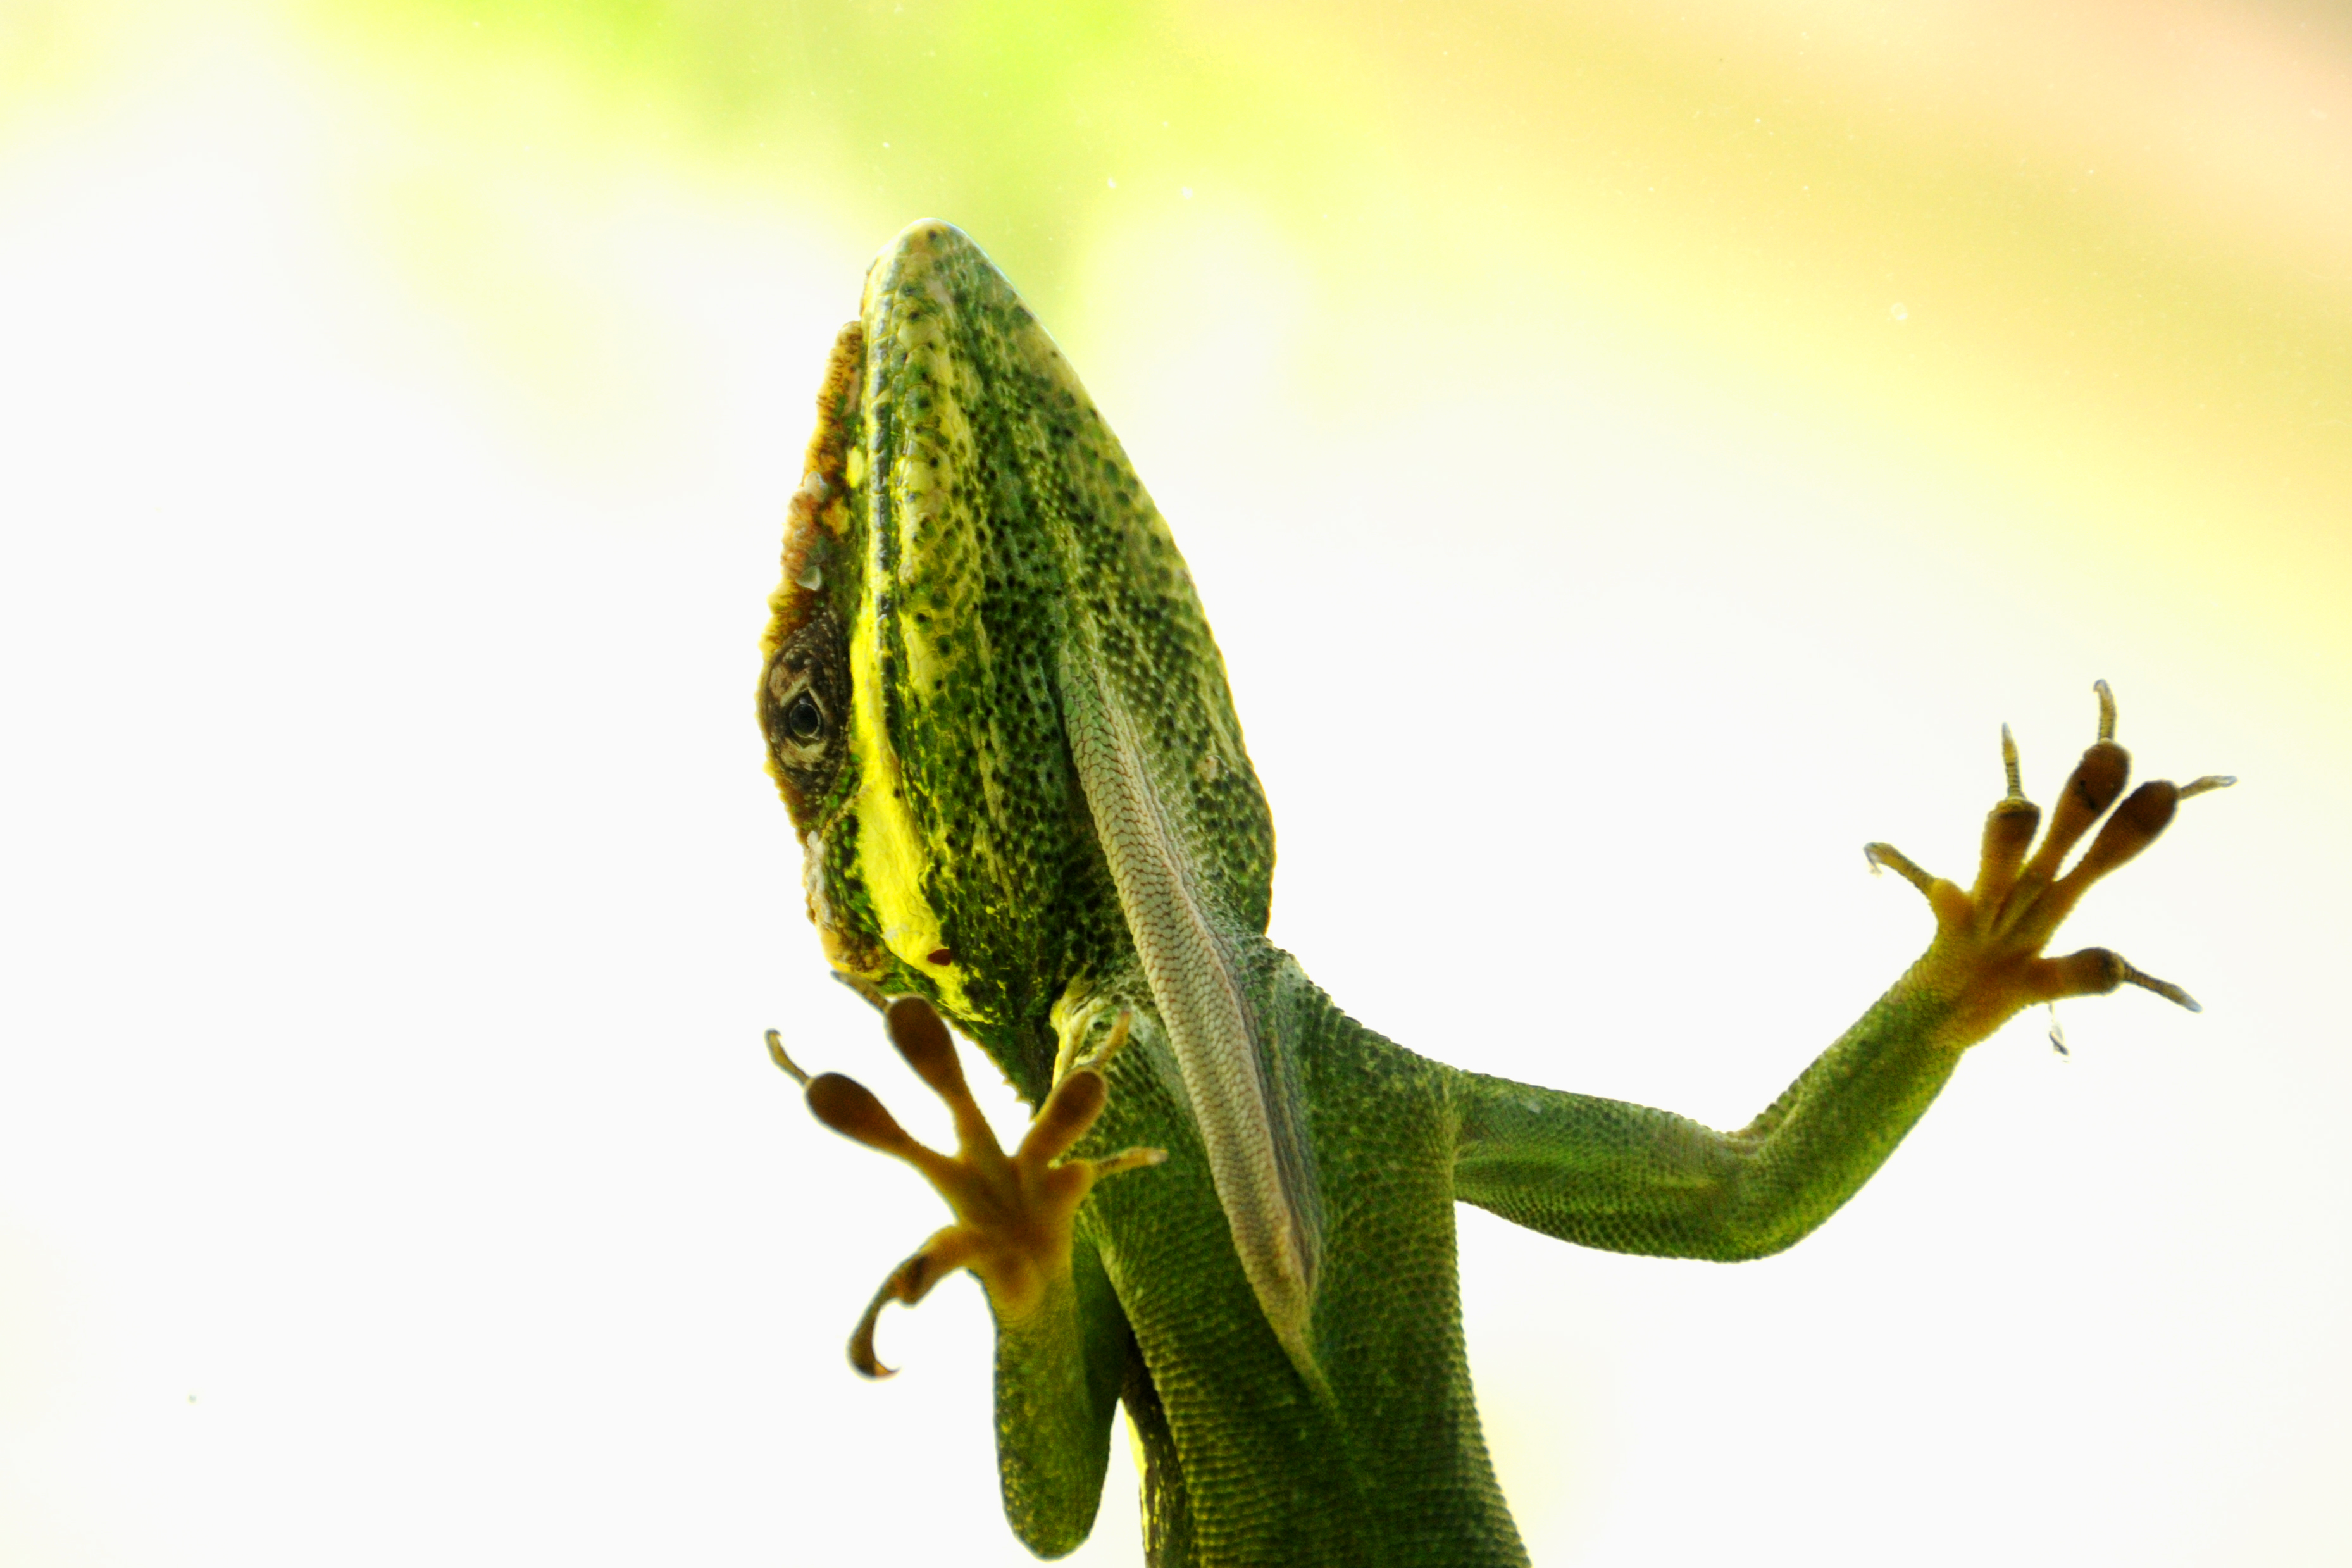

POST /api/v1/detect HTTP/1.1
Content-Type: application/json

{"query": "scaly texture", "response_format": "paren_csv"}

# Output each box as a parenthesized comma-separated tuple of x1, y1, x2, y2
(758, 221, 2220, 1567)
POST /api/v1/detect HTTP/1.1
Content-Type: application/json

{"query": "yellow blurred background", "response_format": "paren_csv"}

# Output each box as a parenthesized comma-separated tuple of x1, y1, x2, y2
(2, 1, 2345, 1563)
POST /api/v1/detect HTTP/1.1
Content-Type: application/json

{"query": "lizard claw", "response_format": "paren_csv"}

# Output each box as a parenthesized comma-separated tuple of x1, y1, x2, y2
(1868, 683, 2229, 1044)
(2040, 948, 2203, 1014)
(847, 1226, 982, 1379)
(766, 1028, 812, 1086)
(1864, 840, 1937, 895)
(768, 997, 1162, 1377)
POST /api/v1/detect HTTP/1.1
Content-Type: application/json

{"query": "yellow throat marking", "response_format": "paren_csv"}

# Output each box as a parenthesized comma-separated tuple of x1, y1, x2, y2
(845, 597, 966, 1009)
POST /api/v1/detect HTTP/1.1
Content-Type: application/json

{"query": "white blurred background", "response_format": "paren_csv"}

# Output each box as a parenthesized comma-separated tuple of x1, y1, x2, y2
(3, 1, 2346, 1562)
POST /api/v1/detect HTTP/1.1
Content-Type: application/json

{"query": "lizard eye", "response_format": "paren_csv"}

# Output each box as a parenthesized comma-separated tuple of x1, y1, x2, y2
(783, 689, 826, 743)
(760, 604, 851, 821)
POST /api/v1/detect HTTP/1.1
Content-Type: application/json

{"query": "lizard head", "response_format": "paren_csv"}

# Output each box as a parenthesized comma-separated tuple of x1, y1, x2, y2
(759, 220, 1276, 1095)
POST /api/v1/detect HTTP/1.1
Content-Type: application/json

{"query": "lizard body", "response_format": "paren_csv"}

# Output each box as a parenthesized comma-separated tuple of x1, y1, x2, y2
(757, 220, 2224, 1565)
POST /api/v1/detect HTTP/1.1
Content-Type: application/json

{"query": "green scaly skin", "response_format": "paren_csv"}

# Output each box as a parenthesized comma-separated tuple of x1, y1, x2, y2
(757, 221, 2224, 1567)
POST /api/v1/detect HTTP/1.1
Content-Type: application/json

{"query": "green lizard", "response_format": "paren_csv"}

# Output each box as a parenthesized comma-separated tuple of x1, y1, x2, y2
(756, 220, 2230, 1567)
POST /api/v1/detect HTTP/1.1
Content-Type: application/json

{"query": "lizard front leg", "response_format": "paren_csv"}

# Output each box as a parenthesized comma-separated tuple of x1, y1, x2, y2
(1452, 683, 2231, 1260)
(768, 997, 1159, 1556)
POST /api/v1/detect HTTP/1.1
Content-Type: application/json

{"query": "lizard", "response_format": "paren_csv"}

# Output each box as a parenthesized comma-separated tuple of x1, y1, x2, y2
(754, 218, 2231, 1567)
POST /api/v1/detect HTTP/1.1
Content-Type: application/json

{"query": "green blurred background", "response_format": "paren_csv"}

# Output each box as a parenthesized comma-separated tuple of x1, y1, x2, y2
(3, 1, 2346, 1564)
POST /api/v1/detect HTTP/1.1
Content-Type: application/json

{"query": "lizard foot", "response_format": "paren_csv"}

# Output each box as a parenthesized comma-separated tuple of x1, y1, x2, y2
(1863, 681, 2233, 1047)
(766, 997, 1162, 1378)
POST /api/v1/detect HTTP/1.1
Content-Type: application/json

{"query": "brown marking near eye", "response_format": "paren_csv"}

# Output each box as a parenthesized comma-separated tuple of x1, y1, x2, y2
(802, 320, 864, 509)
(761, 321, 864, 667)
